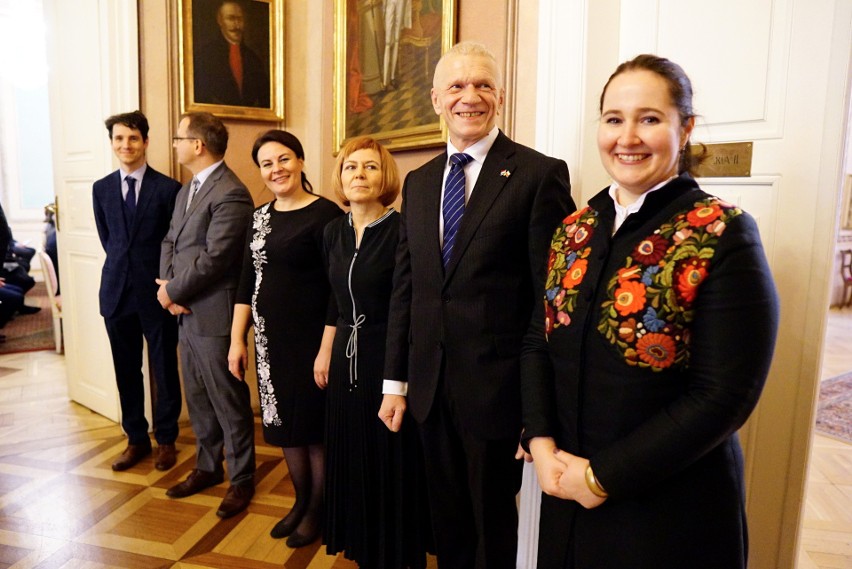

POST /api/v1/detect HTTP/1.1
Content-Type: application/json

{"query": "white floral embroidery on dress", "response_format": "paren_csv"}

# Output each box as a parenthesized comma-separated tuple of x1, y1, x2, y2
(250, 203, 281, 426)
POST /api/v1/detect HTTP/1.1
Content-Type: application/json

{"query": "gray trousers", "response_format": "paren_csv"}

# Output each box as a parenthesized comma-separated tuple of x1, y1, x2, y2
(179, 330, 255, 486)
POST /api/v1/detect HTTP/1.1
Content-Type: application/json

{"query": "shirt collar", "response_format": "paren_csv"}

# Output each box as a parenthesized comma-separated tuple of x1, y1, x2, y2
(194, 160, 224, 187)
(607, 175, 677, 216)
(119, 163, 147, 182)
(446, 126, 499, 167)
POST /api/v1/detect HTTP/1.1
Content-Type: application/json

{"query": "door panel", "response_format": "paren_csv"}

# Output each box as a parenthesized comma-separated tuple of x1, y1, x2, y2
(45, 0, 141, 422)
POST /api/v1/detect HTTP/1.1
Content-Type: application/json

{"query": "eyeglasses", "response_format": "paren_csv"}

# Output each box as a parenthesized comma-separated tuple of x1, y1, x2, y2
(172, 136, 199, 143)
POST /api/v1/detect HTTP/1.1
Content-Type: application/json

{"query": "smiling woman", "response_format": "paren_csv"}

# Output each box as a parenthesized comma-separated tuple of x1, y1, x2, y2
(228, 130, 343, 552)
(522, 54, 780, 569)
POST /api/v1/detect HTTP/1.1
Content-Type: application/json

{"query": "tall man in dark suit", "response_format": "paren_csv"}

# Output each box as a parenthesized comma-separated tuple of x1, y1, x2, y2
(93, 111, 183, 472)
(194, 0, 270, 108)
(157, 112, 256, 519)
(379, 42, 575, 569)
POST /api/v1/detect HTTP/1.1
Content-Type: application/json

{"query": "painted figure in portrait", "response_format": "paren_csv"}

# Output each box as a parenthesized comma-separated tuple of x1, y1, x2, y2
(344, 0, 443, 139)
(193, 0, 271, 108)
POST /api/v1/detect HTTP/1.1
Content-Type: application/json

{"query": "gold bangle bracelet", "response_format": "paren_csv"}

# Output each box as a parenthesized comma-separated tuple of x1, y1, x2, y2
(585, 464, 609, 498)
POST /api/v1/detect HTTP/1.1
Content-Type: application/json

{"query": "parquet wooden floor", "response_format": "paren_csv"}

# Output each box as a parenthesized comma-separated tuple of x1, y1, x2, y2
(1, 308, 849, 568)
(0, 350, 361, 569)
(797, 307, 852, 569)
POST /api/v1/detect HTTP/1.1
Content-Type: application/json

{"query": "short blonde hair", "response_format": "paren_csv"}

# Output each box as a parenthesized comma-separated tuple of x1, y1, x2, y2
(434, 41, 503, 87)
(332, 137, 400, 207)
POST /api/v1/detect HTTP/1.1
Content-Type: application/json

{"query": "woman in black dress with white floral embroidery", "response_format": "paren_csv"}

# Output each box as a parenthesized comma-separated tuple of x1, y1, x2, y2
(320, 136, 432, 569)
(229, 130, 342, 549)
(522, 56, 780, 569)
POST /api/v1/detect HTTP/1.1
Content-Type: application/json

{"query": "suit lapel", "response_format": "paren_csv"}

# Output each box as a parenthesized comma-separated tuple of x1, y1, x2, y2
(421, 154, 447, 276)
(173, 163, 226, 238)
(444, 132, 515, 280)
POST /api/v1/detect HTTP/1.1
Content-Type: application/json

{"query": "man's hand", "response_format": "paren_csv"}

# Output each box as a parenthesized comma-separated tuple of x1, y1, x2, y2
(155, 278, 172, 309)
(156, 279, 190, 314)
(378, 394, 406, 432)
(168, 303, 191, 315)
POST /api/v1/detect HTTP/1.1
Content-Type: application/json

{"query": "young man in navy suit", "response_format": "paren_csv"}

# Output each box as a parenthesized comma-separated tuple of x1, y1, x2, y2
(93, 111, 183, 472)
(379, 42, 575, 568)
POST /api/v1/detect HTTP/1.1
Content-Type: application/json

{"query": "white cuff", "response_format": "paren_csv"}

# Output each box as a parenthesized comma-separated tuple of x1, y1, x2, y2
(382, 380, 408, 396)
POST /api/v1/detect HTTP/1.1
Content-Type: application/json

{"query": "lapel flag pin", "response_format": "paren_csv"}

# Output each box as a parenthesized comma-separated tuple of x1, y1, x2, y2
(500, 169, 511, 178)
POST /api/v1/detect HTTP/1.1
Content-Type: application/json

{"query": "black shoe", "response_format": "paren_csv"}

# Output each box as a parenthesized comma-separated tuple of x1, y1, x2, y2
(17, 305, 41, 315)
(285, 520, 322, 548)
(270, 508, 305, 538)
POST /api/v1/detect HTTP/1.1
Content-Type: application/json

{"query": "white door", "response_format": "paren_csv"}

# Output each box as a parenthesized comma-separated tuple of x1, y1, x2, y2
(44, 0, 140, 422)
(532, 1, 852, 568)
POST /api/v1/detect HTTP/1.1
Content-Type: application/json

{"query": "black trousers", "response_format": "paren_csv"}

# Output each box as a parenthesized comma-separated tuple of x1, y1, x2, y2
(104, 288, 181, 446)
(417, 377, 523, 569)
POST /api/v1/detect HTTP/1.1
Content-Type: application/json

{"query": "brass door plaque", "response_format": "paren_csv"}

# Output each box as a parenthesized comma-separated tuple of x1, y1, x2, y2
(692, 142, 753, 177)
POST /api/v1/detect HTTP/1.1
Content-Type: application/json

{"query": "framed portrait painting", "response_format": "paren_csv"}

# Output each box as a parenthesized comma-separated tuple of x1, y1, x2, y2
(333, 0, 456, 152)
(179, 0, 284, 121)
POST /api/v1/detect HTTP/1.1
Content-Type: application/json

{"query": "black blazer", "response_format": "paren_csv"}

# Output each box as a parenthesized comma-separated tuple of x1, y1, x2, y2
(93, 166, 181, 318)
(384, 131, 574, 439)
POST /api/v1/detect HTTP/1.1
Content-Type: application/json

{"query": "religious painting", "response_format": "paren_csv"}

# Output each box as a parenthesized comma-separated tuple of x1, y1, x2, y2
(333, 0, 456, 152)
(179, 0, 284, 121)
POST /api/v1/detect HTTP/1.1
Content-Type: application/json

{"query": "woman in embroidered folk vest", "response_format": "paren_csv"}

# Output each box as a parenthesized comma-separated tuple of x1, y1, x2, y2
(522, 55, 780, 569)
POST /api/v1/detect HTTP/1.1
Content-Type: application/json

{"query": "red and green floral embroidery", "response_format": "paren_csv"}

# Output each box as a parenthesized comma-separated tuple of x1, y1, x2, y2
(597, 197, 742, 371)
(544, 207, 599, 334)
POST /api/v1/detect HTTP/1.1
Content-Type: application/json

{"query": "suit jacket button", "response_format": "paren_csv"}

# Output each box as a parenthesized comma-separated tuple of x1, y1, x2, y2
(442, 296, 451, 303)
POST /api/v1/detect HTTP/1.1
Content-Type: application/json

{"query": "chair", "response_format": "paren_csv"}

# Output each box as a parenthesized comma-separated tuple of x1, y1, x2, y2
(841, 249, 852, 308)
(36, 250, 63, 353)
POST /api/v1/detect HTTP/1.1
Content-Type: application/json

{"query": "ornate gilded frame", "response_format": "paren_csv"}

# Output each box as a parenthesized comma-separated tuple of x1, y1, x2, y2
(333, 0, 456, 152)
(178, 0, 284, 121)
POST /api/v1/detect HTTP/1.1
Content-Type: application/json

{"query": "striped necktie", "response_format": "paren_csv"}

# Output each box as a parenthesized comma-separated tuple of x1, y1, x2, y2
(442, 152, 473, 268)
(186, 177, 199, 212)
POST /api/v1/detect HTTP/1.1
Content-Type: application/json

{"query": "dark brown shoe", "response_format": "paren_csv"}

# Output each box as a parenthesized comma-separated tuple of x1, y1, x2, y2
(166, 469, 224, 498)
(155, 444, 177, 471)
(216, 484, 254, 518)
(111, 442, 152, 471)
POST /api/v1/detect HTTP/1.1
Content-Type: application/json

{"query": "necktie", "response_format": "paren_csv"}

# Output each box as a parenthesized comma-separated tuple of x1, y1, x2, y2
(442, 152, 473, 268)
(125, 176, 137, 217)
(229, 43, 243, 96)
(186, 178, 199, 212)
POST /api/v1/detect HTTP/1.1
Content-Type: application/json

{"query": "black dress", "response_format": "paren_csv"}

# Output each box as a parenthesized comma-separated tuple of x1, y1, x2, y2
(236, 197, 342, 447)
(323, 210, 433, 569)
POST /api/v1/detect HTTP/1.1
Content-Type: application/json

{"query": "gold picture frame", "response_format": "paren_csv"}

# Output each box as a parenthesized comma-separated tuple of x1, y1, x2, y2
(333, 0, 456, 152)
(178, 0, 284, 121)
